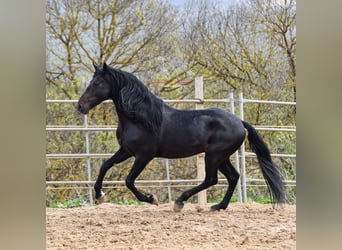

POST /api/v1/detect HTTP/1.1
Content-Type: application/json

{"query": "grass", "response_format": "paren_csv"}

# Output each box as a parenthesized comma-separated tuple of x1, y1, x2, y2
(49, 198, 86, 208)
(249, 196, 272, 204)
(208, 195, 239, 204)
(48, 195, 274, 208)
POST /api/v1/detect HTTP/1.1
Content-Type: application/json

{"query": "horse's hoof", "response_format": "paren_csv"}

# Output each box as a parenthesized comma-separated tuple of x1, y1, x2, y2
(173, 202, 184, 212)
(151, 194, 159, 206)
(210, 204, 220, 211)
(210, 204, 227, 211)
(97, 192, 105, 204)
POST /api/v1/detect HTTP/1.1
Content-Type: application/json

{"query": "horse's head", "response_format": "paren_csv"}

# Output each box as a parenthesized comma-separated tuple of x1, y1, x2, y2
(77, 63, 113, 114)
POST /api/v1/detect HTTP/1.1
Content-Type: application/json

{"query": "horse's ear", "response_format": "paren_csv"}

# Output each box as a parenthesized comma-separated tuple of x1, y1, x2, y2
(93, 62, 99, 72)
(103, 62, 108, 73)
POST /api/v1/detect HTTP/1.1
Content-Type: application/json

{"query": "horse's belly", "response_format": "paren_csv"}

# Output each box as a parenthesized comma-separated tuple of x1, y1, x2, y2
(156, 139, 206, 158)
(157, 149, 203, 159)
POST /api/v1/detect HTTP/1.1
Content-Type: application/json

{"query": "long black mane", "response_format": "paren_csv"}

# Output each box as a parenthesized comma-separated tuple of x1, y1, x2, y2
(107, 67, 165, 134)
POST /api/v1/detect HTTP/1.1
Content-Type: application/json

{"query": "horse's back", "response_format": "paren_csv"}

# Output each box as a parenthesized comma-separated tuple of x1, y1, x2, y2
(157, 107, 245, 158)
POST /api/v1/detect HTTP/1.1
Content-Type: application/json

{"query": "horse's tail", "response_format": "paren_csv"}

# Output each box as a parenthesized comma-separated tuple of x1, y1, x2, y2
(242, 121, 286, 204)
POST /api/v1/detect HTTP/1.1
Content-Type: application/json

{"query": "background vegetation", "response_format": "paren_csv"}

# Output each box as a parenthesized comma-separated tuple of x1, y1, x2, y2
(46, 0, 296, 206)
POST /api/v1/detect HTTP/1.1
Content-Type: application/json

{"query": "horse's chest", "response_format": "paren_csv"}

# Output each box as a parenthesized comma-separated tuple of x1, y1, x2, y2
(117, 125, 156, 154)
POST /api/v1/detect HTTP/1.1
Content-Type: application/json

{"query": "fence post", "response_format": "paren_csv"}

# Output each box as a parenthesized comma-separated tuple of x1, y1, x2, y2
(165, 159, 172, 203)
(229, 93, 242, 202)
(84, 115, 94, 205)
(195, 77, 207, 205)
(238, 93, 247, 202)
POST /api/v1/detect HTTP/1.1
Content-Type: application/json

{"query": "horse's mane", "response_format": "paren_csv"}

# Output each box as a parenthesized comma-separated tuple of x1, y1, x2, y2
(107, 67, 164, 134)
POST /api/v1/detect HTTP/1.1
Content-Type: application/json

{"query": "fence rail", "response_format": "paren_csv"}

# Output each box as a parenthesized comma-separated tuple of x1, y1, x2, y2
(46, 90, 296, 205)
(46, 179, 296, 186)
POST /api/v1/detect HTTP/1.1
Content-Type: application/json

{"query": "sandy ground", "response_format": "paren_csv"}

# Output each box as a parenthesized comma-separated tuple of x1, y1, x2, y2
(46, 202, 296, 250)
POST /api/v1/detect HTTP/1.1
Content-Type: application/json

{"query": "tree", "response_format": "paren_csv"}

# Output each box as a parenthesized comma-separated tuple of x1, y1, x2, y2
(249, 0, 296, 101)
(46, 0, 181, 99)
(181, 0, 296, 101)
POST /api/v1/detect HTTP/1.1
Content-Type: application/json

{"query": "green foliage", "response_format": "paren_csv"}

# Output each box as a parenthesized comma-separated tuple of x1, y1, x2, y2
(208, 194, 239, 204)
(49, 198, 86, 208)
(248, 196, 272, 204)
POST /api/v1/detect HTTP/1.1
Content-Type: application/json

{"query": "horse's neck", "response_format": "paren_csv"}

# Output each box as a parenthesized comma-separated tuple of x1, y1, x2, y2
(112, 98, 126, 119)
(112, 97, 135, 123)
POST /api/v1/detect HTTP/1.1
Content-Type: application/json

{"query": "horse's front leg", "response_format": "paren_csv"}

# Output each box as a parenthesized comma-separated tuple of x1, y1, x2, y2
(94, 147, 131, 203)
(125, 155, 159, 205)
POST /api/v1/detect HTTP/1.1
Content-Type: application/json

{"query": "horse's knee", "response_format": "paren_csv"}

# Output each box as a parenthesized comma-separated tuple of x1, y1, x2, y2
(229, 170, 240, 184)
(205, 176, 218, 186)
(100, 160, 112, 173)
(125, 178, 134, 190)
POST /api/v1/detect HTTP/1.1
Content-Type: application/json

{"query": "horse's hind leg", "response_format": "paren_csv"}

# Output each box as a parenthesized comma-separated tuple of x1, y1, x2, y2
(174, 153, 219, 212)
(211, 158, 240, 211)
(125, 155, 159, 205)
(94, 147, 131, 203)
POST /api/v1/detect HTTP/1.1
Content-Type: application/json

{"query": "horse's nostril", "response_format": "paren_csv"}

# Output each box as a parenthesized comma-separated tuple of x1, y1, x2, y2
(77, 103, 83, 112)
(77, 102, 89, 114)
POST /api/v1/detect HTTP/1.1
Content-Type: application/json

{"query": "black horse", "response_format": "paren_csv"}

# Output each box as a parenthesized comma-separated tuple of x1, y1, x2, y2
(77, 63, 285, 211)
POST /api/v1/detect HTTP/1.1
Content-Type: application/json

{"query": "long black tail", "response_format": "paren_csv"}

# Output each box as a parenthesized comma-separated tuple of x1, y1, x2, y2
(242, 121, 286, 204)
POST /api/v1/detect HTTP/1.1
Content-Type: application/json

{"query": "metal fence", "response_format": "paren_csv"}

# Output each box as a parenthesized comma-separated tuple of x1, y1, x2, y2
(46, 86, 296, 205)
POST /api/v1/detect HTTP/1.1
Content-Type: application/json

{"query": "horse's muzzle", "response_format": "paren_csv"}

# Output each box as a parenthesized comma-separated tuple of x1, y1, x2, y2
(77, 102, 89, 114)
